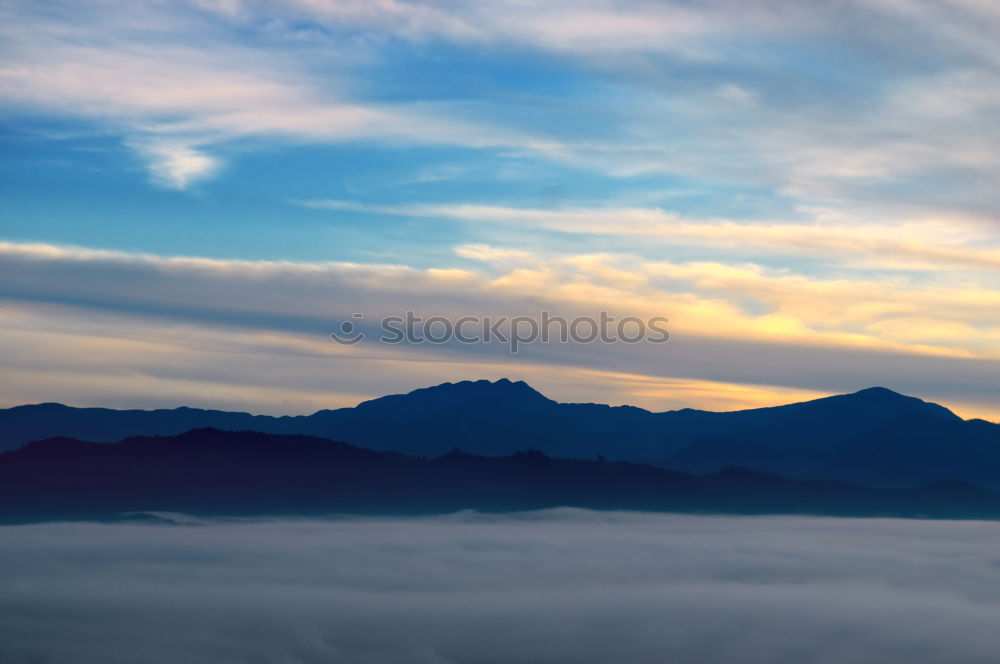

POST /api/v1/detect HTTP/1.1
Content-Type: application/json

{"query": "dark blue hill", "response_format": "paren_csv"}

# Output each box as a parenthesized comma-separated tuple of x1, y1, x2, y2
(3, 428, 1000, 523)
(1, 380, 996, 490)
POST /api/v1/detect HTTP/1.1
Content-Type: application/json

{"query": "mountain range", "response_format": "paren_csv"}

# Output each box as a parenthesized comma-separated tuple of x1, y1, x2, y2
(2, 379, 997, 490)
(3, 428, 999, 522)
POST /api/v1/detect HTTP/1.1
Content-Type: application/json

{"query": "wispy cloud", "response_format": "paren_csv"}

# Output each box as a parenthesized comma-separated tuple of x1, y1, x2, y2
(0, 2, 547, 188)
(131, 141, 221, 190)
(3, 0, 999, 206)
(301, 200, 1000, 272)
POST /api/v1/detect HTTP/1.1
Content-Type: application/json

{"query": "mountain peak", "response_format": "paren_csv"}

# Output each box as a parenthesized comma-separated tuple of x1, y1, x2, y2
(411, 378, 549, 400)
(354, 378, 552, 414)
(840, 386, 960, 421)
(853, 386, 901, 396)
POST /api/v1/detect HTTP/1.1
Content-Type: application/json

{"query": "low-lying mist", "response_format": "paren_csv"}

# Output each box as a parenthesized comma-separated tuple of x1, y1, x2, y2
(3, 510, 1000, 663)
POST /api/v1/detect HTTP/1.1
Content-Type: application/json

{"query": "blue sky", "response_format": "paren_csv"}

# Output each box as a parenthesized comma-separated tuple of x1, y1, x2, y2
(1, 0, 998, 418)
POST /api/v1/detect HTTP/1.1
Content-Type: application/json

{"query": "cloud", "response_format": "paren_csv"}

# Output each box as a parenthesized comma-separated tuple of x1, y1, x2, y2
(302, 200, 1000, 272)
(4, 240, 999, 360)
(3, 512, 1000, 663)
(132, 141, 221, 189)
(205, 0, 733, 55)
(0, 300, 845, 416)
(3, 0, 1000, 208)
(0, 2, 545, 188)
(1, 241, 999, 420)
(258, 0, 1000, 211)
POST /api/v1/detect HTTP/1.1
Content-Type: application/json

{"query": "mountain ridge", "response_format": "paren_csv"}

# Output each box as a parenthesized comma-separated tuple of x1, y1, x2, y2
(2, 379, 996, 490)
(4, 427, 1000, 523)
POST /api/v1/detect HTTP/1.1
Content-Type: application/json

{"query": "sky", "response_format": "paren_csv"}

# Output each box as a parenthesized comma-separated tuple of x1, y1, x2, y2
(1, 0, 998, 419)
(5, 511, 1000, 662)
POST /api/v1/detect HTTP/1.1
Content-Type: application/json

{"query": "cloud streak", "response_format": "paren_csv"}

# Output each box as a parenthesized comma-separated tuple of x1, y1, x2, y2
(302, 200, 1000, 272)
(1, 241, 998, 420)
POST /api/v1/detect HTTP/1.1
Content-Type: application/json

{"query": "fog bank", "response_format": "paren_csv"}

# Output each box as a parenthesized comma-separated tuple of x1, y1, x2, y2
(3, 510, 1000, 663)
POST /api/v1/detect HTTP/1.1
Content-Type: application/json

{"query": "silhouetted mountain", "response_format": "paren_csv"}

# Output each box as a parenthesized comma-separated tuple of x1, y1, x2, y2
(3, 428, 1000, 523)
(2, 380, 997, 489)
(662, 388, 994, 485)
(0, 402, 286, 449)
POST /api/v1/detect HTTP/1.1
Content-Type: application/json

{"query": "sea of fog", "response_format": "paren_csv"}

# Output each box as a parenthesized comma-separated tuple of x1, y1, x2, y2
(3, 510, 1000, 663)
